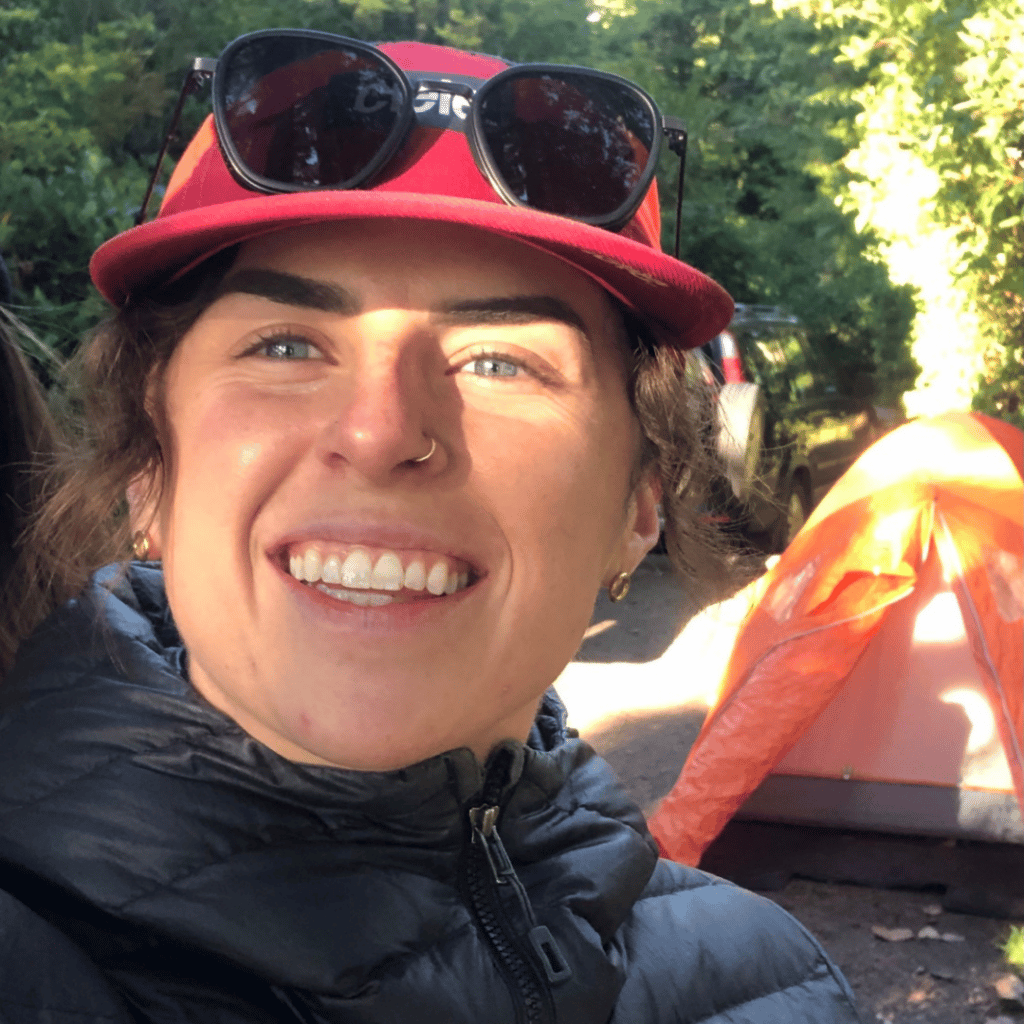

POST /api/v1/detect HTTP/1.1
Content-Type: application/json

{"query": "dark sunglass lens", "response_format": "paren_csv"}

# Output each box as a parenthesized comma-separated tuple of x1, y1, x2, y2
(221, 37, 405, 188)
(479, 73, 656, 220)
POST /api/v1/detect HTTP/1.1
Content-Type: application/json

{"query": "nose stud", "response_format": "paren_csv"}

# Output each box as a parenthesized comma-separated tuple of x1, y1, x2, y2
(410, 436, 437, 464)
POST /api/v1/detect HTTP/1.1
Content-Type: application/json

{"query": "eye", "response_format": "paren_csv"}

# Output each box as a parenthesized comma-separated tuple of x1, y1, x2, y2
(457, 353, 524, 378)
(245, 332, 324, 361)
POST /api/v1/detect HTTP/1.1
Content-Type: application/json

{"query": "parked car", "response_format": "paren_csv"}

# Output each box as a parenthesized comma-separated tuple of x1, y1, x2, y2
(696, 305, 895, 551)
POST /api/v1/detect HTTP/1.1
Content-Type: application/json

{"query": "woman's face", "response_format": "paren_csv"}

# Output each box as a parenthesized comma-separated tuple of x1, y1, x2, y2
(148, 220, 660, 770)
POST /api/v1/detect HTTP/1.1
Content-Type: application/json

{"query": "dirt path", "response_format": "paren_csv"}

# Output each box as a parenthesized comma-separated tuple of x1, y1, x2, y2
(555, 555, 1023, 1024)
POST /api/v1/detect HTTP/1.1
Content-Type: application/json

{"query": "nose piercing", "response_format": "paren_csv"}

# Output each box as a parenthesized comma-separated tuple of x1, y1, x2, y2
(410, 436, 437, 464)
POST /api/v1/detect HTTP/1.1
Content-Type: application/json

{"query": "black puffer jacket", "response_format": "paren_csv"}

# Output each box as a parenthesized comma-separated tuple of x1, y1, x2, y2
(0, 566, 861, 1023)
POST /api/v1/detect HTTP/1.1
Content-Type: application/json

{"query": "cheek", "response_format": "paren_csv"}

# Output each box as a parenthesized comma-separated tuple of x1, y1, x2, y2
(466, 403, 634, 564)
(160, 389, 306, 544)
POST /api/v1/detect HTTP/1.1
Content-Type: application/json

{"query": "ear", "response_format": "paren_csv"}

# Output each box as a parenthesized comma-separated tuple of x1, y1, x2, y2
(607, 471, 662, 583)
(127, 469, 164, 561)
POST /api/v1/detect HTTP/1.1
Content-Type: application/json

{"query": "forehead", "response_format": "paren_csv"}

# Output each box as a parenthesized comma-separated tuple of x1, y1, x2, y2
(230, 219, 621, 328)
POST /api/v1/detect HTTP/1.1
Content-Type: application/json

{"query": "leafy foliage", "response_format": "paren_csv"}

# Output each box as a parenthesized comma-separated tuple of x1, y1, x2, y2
(0, 10, 163, 357)
(585, 0, 919, 404)
(0, 150, 142, 361)
(1, 0, 923, 408)
(778, 0, 1023, 423)
(1003, 923, 1024, 973)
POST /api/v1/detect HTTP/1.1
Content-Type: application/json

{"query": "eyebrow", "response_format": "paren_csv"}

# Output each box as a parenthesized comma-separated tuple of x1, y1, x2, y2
(435, 296, 588, 335)
(215, 269, 589, 336)
(215, 269, 358, 314)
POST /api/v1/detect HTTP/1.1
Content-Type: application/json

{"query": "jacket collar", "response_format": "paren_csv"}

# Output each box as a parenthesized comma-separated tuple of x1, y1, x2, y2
(0, 565, 658, 996)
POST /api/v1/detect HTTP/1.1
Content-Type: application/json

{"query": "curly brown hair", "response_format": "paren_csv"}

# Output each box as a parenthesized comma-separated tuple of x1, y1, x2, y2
(30, 248, 746, 617)
(0, 310, 65, 676)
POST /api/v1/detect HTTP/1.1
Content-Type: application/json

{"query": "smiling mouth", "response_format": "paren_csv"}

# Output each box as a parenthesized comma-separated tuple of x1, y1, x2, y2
(285, 544, 473, 607)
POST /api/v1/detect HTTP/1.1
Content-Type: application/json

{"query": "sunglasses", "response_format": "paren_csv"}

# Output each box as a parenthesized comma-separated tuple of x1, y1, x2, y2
(138, 31, 689, 254)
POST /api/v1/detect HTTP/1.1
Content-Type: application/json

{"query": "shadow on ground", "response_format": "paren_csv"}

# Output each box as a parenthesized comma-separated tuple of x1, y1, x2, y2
(573, 556, 701, 664)
(582, 704, 708, 814)
(559, 554, 1024, 1024)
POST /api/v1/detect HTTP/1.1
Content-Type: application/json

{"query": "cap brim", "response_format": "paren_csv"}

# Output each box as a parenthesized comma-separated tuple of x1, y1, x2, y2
(91, 190, 732, 350)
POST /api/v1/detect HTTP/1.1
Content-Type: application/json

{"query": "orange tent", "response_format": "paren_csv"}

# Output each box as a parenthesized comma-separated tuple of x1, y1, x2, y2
(649, 412, 1023, 866)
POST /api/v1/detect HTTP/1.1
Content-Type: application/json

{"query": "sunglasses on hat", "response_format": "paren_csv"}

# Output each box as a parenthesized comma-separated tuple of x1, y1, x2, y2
(138, 30, 689, 253)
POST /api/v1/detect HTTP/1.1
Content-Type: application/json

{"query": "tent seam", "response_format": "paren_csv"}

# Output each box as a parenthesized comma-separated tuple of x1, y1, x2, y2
(702, 588, 914, 735)
(935, 509, 1024, 775)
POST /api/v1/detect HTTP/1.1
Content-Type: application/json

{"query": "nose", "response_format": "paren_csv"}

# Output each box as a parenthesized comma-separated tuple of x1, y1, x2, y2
(312, 312, 447, 481)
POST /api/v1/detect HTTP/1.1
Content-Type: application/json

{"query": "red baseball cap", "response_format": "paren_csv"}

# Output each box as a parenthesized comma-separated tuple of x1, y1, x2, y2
(91, 40, 732, 350)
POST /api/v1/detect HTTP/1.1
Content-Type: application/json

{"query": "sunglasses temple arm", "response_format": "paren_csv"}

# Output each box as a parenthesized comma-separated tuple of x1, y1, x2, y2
(663, 117, 688, 261)
(135, 58, 218, 227)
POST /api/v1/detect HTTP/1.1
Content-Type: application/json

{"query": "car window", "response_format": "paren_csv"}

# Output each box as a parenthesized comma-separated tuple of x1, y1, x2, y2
(740, 331, 813, 405)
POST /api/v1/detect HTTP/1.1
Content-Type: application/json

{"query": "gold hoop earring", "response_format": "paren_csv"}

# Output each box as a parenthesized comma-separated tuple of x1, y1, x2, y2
(608, 571, 631, 602)
(132, 531, 150, 560)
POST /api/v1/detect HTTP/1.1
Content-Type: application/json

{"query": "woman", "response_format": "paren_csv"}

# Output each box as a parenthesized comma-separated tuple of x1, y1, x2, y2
(0, 34, 861, 1022)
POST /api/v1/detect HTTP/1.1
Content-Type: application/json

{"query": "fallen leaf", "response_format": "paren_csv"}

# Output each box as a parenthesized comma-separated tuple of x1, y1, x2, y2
(917, 926, 941, 940)
(994, 973, 1024, 1003)
(872, 925, 915, 942)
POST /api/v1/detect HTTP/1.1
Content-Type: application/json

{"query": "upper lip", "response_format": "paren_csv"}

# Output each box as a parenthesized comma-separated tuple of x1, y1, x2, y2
(265, 515, 489, 576)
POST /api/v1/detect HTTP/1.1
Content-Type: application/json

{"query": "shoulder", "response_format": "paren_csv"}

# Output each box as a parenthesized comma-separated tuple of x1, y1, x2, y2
(612, 858, 863, 1023)
(0, 888, 133, 1023)
(0, 564, 191, 744)
(6, 563, 181, 677)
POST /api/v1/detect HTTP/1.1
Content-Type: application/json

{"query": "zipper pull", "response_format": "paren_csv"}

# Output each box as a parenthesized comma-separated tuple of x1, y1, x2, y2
(468, 804, 573, 986)
(469, 804, 514, 883)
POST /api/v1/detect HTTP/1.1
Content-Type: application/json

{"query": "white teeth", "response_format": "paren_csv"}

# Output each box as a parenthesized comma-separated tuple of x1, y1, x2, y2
(303, 548, 322, 584)
(292, 547, 470, 597)
(371, 552, 404, 591)
(322, 554, 342, 585)
(404, 559, 426, 591)
(340, 549, 373, 589)
(316, 584, 395, 607)
(426, 561, 449, 596)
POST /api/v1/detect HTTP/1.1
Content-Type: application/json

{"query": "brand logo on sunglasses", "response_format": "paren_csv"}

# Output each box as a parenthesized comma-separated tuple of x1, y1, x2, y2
(353, 83, 471, 133)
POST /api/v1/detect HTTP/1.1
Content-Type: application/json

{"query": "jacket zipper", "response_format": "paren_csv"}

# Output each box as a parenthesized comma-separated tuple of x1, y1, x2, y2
(463, 755, 571, 1024)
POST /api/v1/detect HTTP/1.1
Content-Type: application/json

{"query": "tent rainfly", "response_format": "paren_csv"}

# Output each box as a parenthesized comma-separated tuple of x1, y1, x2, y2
(650, 413, 1024, 866)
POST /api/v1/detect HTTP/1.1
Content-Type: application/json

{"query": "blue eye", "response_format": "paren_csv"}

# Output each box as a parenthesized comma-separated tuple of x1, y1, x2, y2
(461, 355, 522, 378)
(254, 335, 321, 360)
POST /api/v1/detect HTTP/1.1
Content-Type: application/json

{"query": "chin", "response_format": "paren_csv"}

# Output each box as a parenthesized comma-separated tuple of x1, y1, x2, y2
(275, 698, 490, 771)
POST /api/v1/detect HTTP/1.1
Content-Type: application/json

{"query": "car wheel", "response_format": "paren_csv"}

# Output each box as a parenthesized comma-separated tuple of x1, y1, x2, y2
(774, 481, 810, 552)
(716, 382, 764, 503)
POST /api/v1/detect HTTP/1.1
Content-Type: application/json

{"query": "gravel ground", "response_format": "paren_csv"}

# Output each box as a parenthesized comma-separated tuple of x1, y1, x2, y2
(555, 555, 1024, 1024)
(770, 879, 1019, 1024)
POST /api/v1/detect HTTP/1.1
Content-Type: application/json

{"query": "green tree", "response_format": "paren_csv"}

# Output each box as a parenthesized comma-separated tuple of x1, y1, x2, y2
(2, 0, 921, 412)
(588, 0, 919, 405)
(777, 0, 1023, 425)
(0, 11, 166, 356)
